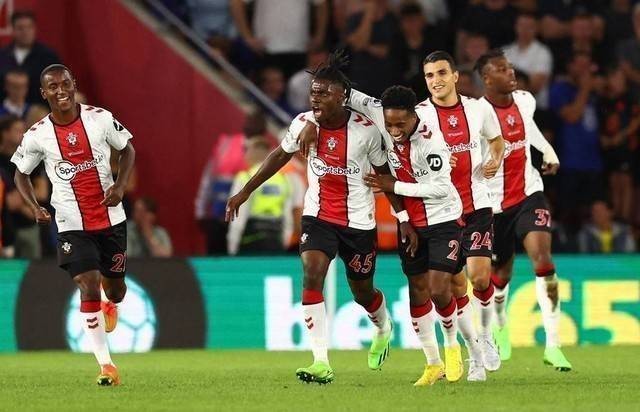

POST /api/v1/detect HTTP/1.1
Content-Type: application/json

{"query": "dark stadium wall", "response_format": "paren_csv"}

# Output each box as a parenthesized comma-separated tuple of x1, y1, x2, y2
(12, 0, 246, 254)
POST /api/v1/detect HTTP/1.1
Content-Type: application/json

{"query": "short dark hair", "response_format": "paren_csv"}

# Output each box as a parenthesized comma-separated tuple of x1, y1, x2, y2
(5, 68, 28, 79)
(380, 86, 417, 112)
(0, 114, 23, 142)
(138, 196, 158, 214)
(516, 12, 537, 22)
(399, 2, 423, 17)
(308, 48, 352, 95)
(40, 64, 73, 86)
(474, 49, 505, 75)
(423, 50, 457, 72)
(11, 10, 35, 26)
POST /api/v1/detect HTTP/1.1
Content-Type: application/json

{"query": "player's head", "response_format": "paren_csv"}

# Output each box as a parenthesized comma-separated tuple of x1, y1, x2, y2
(381, 85, 418, 143)
(475, 49, 516, 95)
(40, 64, 77, 113)
(423, 51, 458, 101)
(11, 11, 36, 49)
(307, 49, 351, 123)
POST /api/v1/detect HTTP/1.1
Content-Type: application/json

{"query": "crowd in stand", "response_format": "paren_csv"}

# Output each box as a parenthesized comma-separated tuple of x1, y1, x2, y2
(0, 11, 173, 259)
(186, 0, 640, 255)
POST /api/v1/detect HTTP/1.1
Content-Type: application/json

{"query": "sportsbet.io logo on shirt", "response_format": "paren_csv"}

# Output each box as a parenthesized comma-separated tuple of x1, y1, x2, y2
(54, 153, 105, 181)
(310, 156, 361, 177)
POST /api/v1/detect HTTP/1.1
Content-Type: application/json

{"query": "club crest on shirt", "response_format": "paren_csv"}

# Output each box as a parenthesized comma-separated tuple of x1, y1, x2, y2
(396, 144, 405, 153)
(327, 136, 337, 151)
(66, 132, 77, 146)
(447, 115, 458, 128)
(61, 241, 72, 254)
(387, 150, 402, 169)
(506, 114, 516, 127)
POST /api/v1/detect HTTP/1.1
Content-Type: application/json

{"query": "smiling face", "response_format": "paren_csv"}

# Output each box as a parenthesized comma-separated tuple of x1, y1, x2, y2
(309, 78, 346, 124)
(383, 108, 417, 143)
(424, 59, 458, 101)
(40, 69, 76, 113)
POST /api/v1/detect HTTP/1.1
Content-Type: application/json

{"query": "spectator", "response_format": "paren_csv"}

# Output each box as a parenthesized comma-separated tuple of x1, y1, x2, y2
(578, 200, 636, 253)
(24, 104, 48, 128)
(345, 0, 401, 97)
(0, 11, 60, 104)
(0, 69, 30, 118)
(598, 67, 640, 223)
(187, 0, 236, 55)
(287, 48, 329, 114)
(393, 1, 448, 101)
(0, 115, 49, 258)
(605, 0, 636, 46)
(227, 137, 292, 255)
(537, 0, 606, 41)
(230, 0, 328, 78)
(456, 69, 478, 98)
(617, 4, 640, 101)
(458, 32, 489, 93)
(258, 66, 295, 116)
(195, 110, 267, 254)
(127, 197, 173, 258)
(503, 13, 553, 108)
(457, 0, 517, 52)
(549, 52, 604, 231)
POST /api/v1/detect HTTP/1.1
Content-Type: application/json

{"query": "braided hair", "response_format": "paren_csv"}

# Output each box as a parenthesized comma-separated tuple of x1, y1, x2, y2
(307, 49, 352, 95)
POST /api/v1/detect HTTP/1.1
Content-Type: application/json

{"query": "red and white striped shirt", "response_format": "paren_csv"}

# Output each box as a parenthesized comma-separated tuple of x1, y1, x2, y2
(478, 91, 544, 213)
(11, 104, 132, 232)
(348, 90, 462, 227)
(281, 110, 386, 230)
(415, 96, 501, 214)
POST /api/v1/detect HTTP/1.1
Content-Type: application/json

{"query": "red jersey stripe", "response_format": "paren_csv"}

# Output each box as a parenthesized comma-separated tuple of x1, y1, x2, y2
(53, 117, 111, 231)
(316, 124, 349, 226)
(393, 142, 428, 227)
(492, 103, 527, 210)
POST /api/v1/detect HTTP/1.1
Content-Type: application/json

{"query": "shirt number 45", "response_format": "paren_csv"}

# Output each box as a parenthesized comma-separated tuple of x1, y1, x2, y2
(348, 253, 375, 274)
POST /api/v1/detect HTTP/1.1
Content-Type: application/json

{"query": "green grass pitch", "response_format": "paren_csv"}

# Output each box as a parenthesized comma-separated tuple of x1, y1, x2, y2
(1, 347, 639, 411)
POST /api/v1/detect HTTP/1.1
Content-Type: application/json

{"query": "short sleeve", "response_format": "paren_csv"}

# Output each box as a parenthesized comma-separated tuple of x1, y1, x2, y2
(348, 89, 385, 130)
(367, 131, 387, 167)
(105, 113, 133, 150)
(280, 112, 312, 153)
(11, 133, 43, 175)
(479, 100, 501, 140)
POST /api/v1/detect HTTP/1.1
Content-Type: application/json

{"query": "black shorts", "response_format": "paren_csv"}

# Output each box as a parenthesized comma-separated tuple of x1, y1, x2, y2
(455, 207, 494, 273)
(300, 216, 377, 280)
(399, 219, 462, 276)
(493, 192, 552, 267)
(57, 221, 127, 278)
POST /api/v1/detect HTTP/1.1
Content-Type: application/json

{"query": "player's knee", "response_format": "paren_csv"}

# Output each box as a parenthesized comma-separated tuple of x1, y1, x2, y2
(451, 281, 467, 298)
(469, 268, 491, 291)
(428, 277, 449, 301)
(105, 284, 126, 303)
(73, 273, 101, 301)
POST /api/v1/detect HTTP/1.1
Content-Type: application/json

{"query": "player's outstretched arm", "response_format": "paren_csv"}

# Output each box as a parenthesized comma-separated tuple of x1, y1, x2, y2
(102, 142, 135, 207)
(14, 171, 51, 225)
(225, 146, 293, 222)
(529, 123, 560, 175)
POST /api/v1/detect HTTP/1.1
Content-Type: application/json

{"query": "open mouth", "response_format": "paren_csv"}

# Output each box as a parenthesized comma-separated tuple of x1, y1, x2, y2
(312, 106, 323, 118)
(57, 96, 70, 104)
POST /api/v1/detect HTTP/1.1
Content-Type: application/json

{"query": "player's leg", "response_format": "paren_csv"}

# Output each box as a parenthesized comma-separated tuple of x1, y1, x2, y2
(407, 272, 445, 386)
(295, 217, 337, 384)
(98, 222, 128, 333)
(522, 231, 572, 371)
(340, 226, 391, 370)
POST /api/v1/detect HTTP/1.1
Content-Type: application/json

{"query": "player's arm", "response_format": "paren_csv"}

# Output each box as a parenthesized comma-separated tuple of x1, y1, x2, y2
(483, 136, 505, 178)
(310, 0, 328, 50)
(528, 120, 560, 175)
(479, 99, 505, 178)
(11, 135, 50, 224)
(347, 89, 385, 125)
(226, 147, 292, 222)
(345, 1, 376, 51)
(230, 0, 263, 53)
(103, 142, 135, 207)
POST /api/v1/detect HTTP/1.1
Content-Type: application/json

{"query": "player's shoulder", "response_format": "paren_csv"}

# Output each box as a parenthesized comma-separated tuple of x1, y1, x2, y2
(347, 109, 377, 132)
(289, 111, 314, 131)
(81, 104, 112, 117)
(415, 98, 431, 109)
(460, 94, 482, 109)
(24, 114, 52, 141)
(512, 90, 536, 106)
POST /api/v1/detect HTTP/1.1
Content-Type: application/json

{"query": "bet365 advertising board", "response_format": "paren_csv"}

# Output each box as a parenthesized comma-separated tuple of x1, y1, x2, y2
(0, 255, 638, 353)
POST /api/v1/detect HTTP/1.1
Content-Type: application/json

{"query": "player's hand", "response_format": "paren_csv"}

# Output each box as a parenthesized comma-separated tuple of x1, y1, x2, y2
(482, 158, 499, 178)
(33, 206, 51, 225)
(225, 191, 249, 222)
(298, 121, 318, 158)
(449, 154, 457, 168)
(399, 221, 418, 257)
(363, 173, 396, 193)
(101, 185, 124, 207)
(541, 162, 559, 175)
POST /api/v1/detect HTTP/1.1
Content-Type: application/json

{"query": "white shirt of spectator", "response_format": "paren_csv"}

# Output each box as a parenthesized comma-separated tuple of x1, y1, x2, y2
(245, 0, 325, 54)
(281, 109, 386, 230)
(478, 90, 544, 213)
(347, 90, 462, 227)
(414, 95, 500, 214)
(503, 40, 553, 108)
(11, 104, 132, 232)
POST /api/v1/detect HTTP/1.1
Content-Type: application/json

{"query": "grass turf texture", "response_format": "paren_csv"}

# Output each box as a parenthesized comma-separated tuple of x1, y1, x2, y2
(1, 347, 638, 411)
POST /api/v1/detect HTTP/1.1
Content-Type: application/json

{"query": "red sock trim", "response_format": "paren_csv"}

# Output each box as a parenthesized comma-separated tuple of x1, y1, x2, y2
(435, 297, 456, 318)
(473, 282, 495, 302)
(535, 264, 556, 277)
(302, 289, 324, 305)
(456, 295, 470, 310)
(80, 300, 101, 313)
(365, 290, 383, 313)
(491, 273, 509, 289)
(410, 300, 433, 318)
